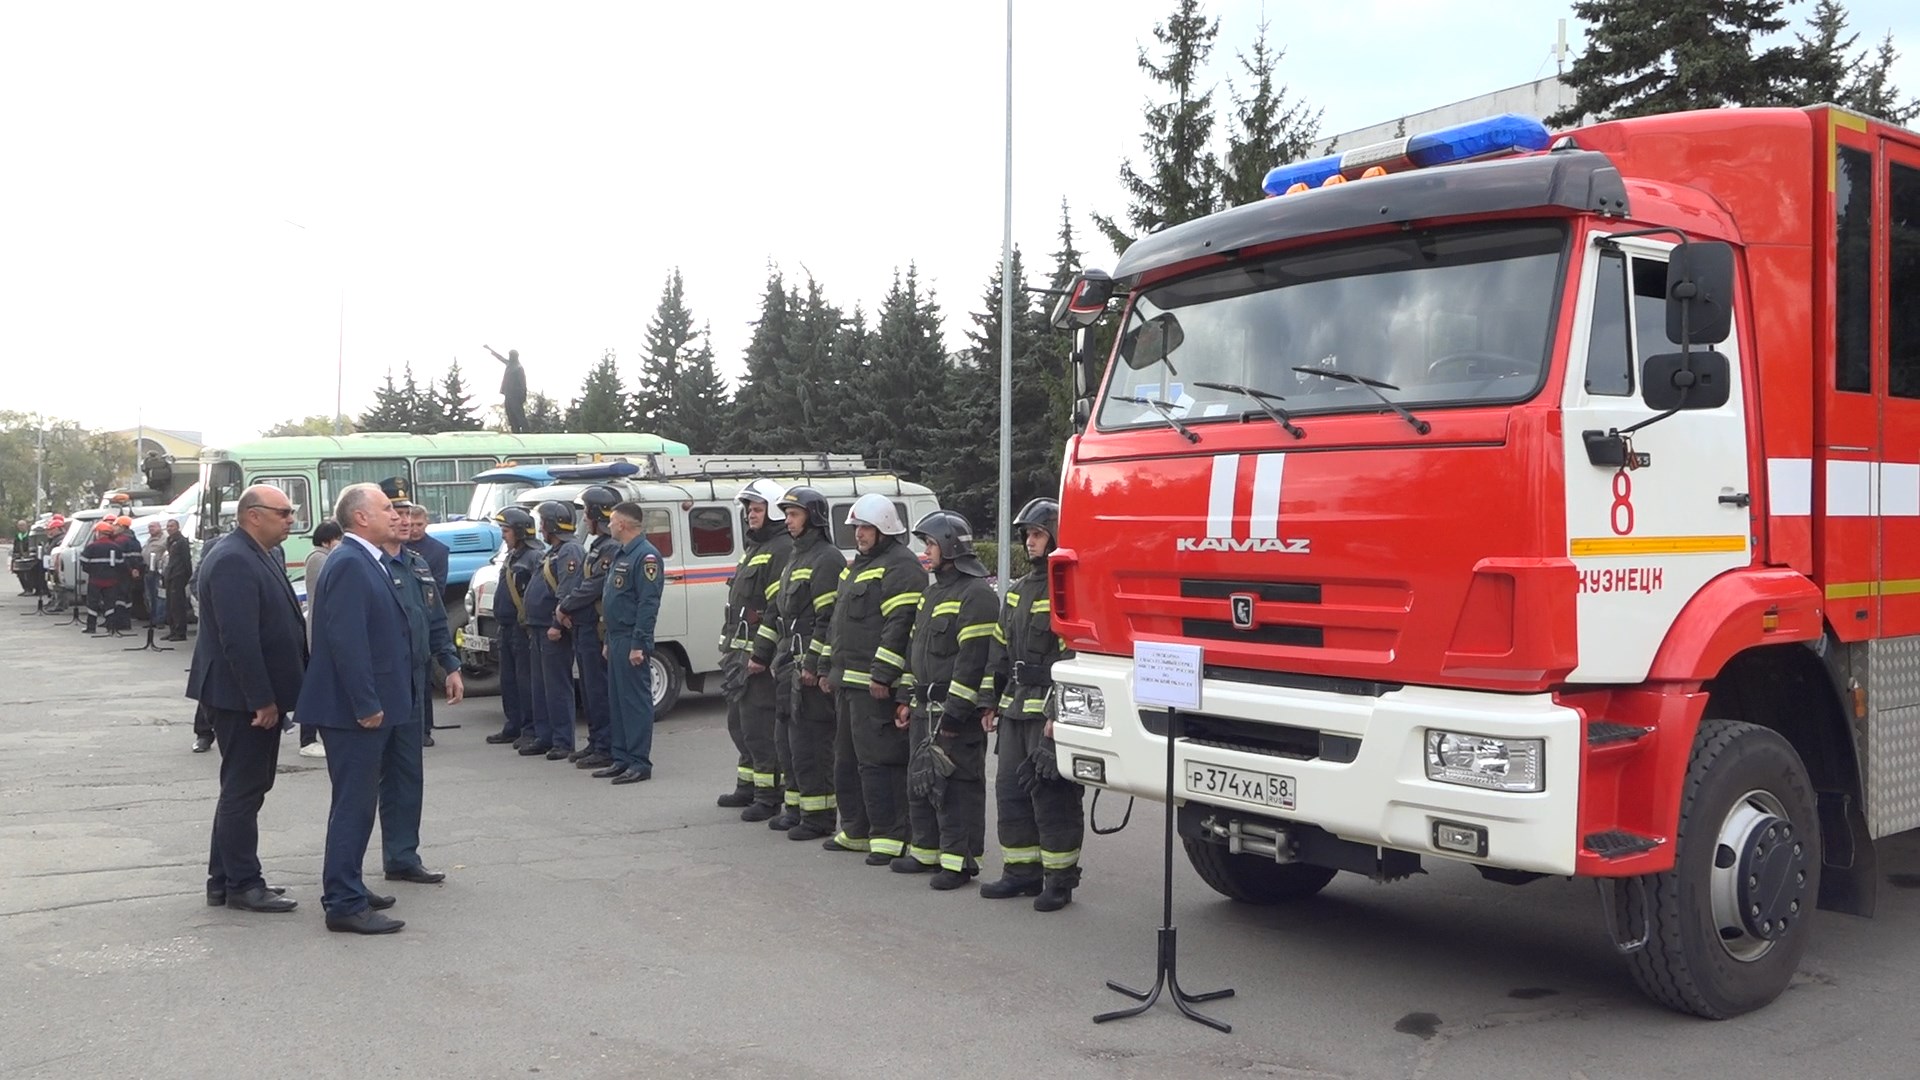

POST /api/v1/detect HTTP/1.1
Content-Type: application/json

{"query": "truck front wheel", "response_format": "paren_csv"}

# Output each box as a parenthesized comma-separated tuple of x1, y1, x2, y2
(1182, 837, 1338, 904)
(1624, 718, 1821, 1019)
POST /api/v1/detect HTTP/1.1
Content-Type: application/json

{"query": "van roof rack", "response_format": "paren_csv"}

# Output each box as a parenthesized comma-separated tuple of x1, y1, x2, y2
(575, 452, 882, 481)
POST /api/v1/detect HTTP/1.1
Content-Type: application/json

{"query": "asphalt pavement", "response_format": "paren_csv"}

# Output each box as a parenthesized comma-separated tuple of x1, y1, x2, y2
(5, 594, 1920, 1079)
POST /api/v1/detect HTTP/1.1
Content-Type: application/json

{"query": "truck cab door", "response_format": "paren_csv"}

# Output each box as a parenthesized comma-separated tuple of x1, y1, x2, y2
(1560, 235, 1754, 682)
(1877, 140, 1920, 638)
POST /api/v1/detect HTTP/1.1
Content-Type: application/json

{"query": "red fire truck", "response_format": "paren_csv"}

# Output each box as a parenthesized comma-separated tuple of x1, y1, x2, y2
(1046, 105, 1920, 1017)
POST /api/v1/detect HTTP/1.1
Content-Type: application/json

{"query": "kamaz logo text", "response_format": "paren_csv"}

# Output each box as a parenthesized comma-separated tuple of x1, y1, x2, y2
(1178, 452, 1311, 555)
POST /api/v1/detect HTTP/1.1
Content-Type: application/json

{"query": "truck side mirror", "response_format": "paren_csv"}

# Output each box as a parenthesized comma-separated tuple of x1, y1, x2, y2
(1049, 270, 1115, 331)
(1641, 351, 1731, 411)
(1665, 241, 1734, 346)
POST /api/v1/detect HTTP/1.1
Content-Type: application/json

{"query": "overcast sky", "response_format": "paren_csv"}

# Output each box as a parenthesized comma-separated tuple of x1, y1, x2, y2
(4, 0, 1915, 446)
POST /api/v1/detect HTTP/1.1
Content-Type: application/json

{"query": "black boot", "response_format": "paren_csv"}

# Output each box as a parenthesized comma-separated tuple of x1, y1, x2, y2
(1034, 867, 1081, 912)
(740, 801, 780, 823)
(768, 807, 801, 831)
(979, 869, 1044, 899)
(787, 817, 835, 842)
(929, 867, 976, 891)
(717, 783, 754, 808)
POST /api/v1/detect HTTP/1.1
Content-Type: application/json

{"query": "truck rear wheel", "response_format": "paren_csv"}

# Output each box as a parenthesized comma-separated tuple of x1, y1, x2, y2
(651, 650, 685, 718)
(1182, 836, 1338, 904)
(1623, 718, 1820, 1019)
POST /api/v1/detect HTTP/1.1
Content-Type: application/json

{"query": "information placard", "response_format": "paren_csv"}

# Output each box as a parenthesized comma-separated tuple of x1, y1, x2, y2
(1133, 641, 1204, 710)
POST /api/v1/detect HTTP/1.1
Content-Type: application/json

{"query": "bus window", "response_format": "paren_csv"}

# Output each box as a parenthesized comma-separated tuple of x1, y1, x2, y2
(645, 507, 674, 557)
(255, 476, 313, 533)
(416, 457, 499, 522)
(688, 506, 734, 557)
(319, 458, 408, 517)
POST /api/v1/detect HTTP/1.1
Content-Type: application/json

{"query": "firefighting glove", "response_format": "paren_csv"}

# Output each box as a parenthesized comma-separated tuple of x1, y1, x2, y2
(909, 734, 939, 800)
(1017, 742, 1060, 795)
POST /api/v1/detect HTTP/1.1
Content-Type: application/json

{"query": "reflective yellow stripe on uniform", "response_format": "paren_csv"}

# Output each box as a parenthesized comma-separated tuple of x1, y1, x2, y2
(1041, 848, 1080, 870)
(873, 647, 906, 670)
(1005, 592, 1020, 608)
(785, 791, 801, 806)
(869, 838, 905, 857)
(833, 831, 870, 851)
(789, 568, 814, 581)
(939, 852, 970, 872)
(764, 580, 780, 599)
(840, 669, 872, 686)
(736, 765, 754, 782)
(948, 682, 978, 704)
(752, 770, 777, 788)
(855, 567, 887, 583)
(881, 591, 922, 615)
(756, 624, 780, 641)
(993, 625, 1008, 645)
(958, 622, 996, 642)
(1002, 845, 1041, 865)
(810, 640, 831, 655)
(1030, 599, 1050, 614)
(800, 793, 836, 812)
(813, 592, 836, 611)
(932, 600, 963, 617)
(908, 845, 941, 866)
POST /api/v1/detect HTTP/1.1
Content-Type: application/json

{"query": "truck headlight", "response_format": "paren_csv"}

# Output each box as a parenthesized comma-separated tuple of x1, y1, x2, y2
(1055, 684, 1107, 729)
(1424, 731, 1543, 793)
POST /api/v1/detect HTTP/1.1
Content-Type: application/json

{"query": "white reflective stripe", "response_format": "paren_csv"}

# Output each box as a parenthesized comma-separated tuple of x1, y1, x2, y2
(1828, 459, 1875, 517)
(1207, 454, 1240, 538)
(1881, 463, 1920, 517)
(1766, 457, 1811, 516)
(1247, 453, 1285, 539)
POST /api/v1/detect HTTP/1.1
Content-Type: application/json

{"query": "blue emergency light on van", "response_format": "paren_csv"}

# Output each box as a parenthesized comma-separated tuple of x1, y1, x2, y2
(543, 461, 642, 482)
(1262, 113, 1554, 197)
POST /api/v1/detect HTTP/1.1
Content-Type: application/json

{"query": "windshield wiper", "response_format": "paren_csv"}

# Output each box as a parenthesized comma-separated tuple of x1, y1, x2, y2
(1289, 367, 1431, 435)
(1113, 395, 1200, 443)
(1194, 381, 1306, 440)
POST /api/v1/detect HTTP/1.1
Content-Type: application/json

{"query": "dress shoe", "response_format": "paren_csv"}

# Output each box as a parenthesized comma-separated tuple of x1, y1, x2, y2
(164, 632, 188, 641)
(740, 802, 780, 823)
(384, 865, 446, 884)
(422, 732, 435, 747)
(611, 768, 652, 785)
(207, 884, 285, 906)
(864, 852, 894, 867)
(890, 856, 933, 874)
(226, 885, 298, 913)
(575, 752, 612, 770)
(567, 747, 592, 761)
(513, 734, 538, 751)
(716, 785, 755, 808)
(365, 892, 397, 910)
(978, 873, 1044, 899)
(191, 735, 214, 754)
(768, 808, 801, 831)
(591, 761, 628, 778)
(485, 731, 519, 745)
(929, 869, 976, 891)
(326, 909, 405, 934)
(517, 743, 553, 756)
(545, 747, 572, 761)
(787, 821, 833, 842)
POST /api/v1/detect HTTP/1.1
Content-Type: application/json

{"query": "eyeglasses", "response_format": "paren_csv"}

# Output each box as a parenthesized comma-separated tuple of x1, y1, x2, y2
(246, 505, 296, 519)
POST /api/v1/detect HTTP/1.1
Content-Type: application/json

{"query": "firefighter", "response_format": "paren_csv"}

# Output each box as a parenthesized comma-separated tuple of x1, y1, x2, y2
(822, 492, 924, 865)
(600, 501, 664, 784)
(522, 500, 583, 759)
(718, 478, 794, 819)
(758, 485, 843, 840)
(484, 507, 544, 747)
(898, 510, 1000, 890)
(981, 497, 1085, 911)
(80, 521, 124, 633)
(559, 485, 622, 772)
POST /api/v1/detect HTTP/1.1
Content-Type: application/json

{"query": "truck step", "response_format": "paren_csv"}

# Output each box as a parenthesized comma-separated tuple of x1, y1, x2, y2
(1586, 721, 1653, 748)
(1583, 830, 1663, 859)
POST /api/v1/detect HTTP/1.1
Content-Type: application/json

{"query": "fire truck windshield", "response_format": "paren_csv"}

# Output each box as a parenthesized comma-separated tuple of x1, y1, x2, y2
(1097, 222, 1568, 433)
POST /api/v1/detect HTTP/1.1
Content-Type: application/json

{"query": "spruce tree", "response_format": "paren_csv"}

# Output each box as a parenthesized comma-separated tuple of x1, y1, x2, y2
(357, 370, 408, 431)
(1793, 0, 1857, 105)
(731, 267, 799, 453)
(569, 349, 629, 433)
(438, 360, 483, 431)
(1219, 16, 1321, 207)
(671, 327, 733, 452)
(633, 269, 698, 436)
(784, 275, 849, 446)
(1093, 0, 1221, 253)
(523, 392, 565, 434)
(397, 363, 437, 434)
(832, 305, 878, 462)
(1842, 33, 1919, 123)
(1550, 0, 1803, 125)
(861, 266, 948, 482)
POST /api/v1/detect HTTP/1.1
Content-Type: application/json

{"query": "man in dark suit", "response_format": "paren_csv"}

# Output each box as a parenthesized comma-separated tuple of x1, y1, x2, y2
(186, 485, 308, 913)
(402, 500, 452, 744)
(162, 519, 193, 641)
(296, 482, 417, 935)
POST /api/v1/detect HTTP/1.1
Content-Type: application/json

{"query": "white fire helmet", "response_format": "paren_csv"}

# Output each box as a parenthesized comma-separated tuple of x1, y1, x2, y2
(736, 478, 788, 508)
(844, 492, 907, 536)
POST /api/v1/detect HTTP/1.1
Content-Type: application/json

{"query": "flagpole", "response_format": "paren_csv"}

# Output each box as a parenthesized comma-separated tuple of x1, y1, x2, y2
(996, 0, 1014, 590)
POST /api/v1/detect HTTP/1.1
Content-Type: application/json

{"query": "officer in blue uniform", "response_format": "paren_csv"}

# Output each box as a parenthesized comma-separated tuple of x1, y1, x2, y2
(521, 501, 582, 760)
(559, 485, 621, 773)
(484, 508, 543, 747)
(376, 477, 463, 885)
(600, 500, 664, 784)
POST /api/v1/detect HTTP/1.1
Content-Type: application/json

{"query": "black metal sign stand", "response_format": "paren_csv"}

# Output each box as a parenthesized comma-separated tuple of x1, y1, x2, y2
(125, 623, 173, 653)
(1093, 705, 1235, 1033)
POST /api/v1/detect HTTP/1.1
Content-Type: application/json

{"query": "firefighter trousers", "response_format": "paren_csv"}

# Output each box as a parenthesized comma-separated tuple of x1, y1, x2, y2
(994, 715, 1084, 878)
(739, 667, 781, 806)
(573, 620, 611, 754)
(906, 710, 987, 872)
(772, 656, 798, 813)
(839, 686, 908, 858)
(786, 671, 837, 829)
(721, 649, 753, 792)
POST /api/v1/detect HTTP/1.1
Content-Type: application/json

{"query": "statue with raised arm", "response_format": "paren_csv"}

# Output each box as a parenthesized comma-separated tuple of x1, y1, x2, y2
(487, 345, 528, 433)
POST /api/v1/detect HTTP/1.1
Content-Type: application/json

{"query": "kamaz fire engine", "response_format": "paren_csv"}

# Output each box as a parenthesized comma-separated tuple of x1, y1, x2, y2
(1047, 106, 1920, 1017)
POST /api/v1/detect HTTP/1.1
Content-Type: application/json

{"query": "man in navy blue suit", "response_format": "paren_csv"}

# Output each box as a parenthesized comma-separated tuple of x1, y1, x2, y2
(296, 482, 418, 935)
(186, 484, 307, 913)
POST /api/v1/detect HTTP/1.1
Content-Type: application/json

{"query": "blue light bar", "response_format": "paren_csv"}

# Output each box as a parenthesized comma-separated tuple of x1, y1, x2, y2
(544, 461, 642, 481)
(1261, 114, 1553, 198)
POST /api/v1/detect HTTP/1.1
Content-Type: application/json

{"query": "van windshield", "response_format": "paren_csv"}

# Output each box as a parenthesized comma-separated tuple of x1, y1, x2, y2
(1097, 222, 1568, 431)
(468, 481, 532, 520)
